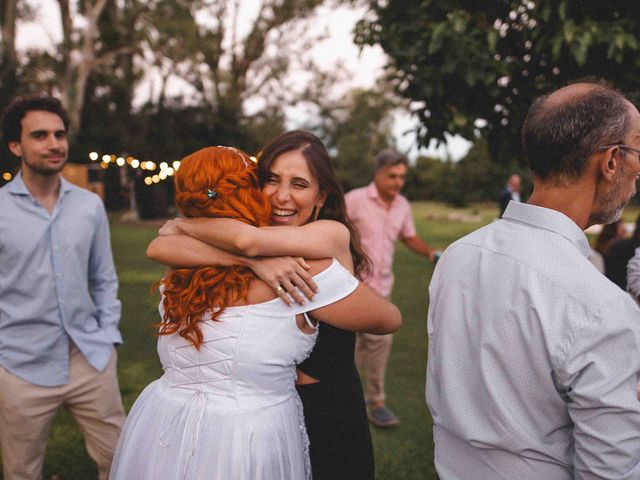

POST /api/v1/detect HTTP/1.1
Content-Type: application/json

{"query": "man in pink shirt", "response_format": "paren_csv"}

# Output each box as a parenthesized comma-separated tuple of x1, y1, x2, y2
(346, 149, 439, 427)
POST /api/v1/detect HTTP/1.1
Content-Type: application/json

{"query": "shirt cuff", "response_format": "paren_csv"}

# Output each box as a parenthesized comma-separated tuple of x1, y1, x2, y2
(105, 328, 123, 345)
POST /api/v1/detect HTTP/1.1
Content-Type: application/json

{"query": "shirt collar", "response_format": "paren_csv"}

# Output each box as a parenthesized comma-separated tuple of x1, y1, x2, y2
(366, 182, 380, 200)
(6, 171, 29, 195)
(7, 171, 73, 198)
(502, 201, 591, 258)
(59, 175, 73, 196)
(366, 181, 401, 207)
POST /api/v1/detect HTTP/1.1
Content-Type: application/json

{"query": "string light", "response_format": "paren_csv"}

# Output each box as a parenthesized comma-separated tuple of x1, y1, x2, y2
(88, 151, 181, 185)
(3, 149, 188, 187)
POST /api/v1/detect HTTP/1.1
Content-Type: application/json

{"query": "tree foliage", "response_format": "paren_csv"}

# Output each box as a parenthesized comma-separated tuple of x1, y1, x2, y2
(310, 84, 400, 191)
(1, 0, 343, 149)
(0, 0, 348, 203)
(0, 0, 19, 106)
(404, 138, 529, 207)
(355, 0, 640, 164)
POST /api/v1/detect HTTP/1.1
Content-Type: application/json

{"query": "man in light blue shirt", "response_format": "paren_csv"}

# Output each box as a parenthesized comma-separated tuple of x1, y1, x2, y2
(0, 96, 125, 480)
(427, 81, 640, 479)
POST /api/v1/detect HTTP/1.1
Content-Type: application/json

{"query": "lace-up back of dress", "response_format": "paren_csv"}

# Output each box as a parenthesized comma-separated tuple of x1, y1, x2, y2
(157, 303, 317, 411)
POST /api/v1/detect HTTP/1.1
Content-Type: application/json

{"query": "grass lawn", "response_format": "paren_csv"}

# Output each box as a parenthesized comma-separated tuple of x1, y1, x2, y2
(4, 200, 638, 479)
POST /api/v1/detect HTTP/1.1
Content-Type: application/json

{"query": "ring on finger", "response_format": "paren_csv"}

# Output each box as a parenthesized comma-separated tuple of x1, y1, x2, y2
(275, 285, 284, 294)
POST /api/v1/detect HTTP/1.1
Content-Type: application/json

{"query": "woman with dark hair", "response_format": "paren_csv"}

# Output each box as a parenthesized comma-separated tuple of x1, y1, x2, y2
(604, 214, 640, 288)
(148, 131, 379, 479)
(595, 220, 627, 257)
(589, 219, 627, 273)
(112, 146, 400, 480)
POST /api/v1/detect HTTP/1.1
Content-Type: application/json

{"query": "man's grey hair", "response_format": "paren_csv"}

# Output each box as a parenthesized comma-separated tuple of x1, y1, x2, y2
(522, 82, 631, 181)
(374, 149, 408, 172)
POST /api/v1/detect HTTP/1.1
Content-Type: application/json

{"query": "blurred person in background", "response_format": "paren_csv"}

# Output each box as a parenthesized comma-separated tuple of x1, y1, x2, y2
(588, 218, 628, 272)
(604, 214, 640, 288)
(345, 149, 440, 428)
(498, 173, 522, 217)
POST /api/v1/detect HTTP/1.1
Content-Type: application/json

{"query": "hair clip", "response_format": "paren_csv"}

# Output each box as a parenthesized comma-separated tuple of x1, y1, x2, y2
(207, 188, 217, 199)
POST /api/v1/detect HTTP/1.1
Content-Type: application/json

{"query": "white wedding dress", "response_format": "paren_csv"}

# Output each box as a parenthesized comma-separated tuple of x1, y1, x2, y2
(109, 259, 358, 480)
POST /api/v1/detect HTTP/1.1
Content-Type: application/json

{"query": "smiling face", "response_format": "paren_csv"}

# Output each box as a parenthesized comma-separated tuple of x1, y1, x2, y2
(8, 110, 68, 176)
(261, 149, 326, 226)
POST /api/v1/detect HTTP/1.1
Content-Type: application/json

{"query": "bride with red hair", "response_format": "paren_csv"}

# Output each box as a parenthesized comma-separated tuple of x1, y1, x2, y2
(109, 146, 400, 480)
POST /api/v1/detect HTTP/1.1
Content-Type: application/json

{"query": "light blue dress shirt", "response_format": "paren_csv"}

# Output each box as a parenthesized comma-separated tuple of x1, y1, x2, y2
(427, 202, 640, 480)
(0, 172, 121, 387)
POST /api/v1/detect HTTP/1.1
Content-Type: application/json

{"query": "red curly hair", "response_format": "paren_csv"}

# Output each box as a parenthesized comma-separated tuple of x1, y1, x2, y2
(158, 146, 271, 348)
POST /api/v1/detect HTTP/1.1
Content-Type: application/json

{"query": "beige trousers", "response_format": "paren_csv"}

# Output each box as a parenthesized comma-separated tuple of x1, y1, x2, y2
(355, 332, 394, 404)
(0, 345, 125, 480)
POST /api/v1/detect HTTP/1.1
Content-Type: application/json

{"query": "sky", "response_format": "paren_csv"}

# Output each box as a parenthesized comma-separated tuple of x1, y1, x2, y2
(15, 0, 470, 161)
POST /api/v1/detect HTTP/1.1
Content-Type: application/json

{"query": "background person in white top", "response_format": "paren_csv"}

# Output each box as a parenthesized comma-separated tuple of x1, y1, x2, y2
(427, 81, 640, 479)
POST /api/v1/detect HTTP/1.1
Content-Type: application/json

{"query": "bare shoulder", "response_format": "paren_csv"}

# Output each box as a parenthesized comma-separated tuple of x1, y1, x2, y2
(306, 219, 348, 232)
(305, 220, 349, 242)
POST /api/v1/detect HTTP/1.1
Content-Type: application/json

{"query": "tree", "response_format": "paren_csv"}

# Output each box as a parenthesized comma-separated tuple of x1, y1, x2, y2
(309, 85, 400, 191)
(454, 137, 528, 204)
(6, 0, 342, 145)
(403, 155, 462, 204)
(355, 0, 640, 165)
(0, 0, 19, 106)
(129, 1, 340, 131)
(0, 0, 353, 197)
(54, 0, 132, 142)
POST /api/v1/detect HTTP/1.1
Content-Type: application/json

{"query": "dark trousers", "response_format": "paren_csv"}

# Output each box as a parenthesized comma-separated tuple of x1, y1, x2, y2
(297, 369, 374, 480)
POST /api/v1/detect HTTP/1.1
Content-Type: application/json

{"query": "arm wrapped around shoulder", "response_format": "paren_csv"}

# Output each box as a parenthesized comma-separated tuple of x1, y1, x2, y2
(302, 260, 402, 335)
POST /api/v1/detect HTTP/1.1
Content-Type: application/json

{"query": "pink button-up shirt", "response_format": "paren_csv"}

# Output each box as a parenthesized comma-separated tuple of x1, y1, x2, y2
(345, 183, 416, 298)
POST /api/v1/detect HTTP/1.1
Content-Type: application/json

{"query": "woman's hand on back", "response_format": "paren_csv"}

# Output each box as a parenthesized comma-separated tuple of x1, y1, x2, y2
(248, 257, 318, 306)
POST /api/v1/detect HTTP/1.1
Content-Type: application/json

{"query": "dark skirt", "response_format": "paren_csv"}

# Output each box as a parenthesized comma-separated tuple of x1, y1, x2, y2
(297, 324, 374, 480)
